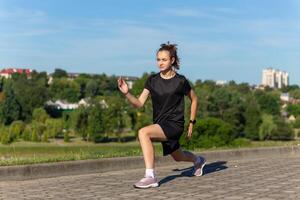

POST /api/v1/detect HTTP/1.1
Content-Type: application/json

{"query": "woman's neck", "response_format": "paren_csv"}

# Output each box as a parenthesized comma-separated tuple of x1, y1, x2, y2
(160, 68, 176, 78)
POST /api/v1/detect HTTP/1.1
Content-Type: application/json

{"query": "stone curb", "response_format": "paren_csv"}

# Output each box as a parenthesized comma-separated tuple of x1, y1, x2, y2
(1, 145, 299, 181)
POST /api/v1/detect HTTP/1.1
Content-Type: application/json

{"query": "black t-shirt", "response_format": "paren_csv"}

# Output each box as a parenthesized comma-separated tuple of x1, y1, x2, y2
(144, 72, 192, 127)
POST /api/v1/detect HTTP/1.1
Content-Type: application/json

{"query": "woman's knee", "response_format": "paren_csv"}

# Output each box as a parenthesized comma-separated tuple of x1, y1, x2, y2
(138, 127, 149, 139)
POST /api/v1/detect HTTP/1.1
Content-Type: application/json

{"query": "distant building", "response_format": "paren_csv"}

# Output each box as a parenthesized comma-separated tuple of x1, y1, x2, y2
(216, 80, 227, 86)
(254, 84, 266, 90)
(45, 98, 108, 110)
(279, 92, 300, 105)
(67, 72, 80, 79)
(121, 76, 139, 89)
(288, 115, 296, 123)
(0, 68, 32, 78)
(290, 99, 300, 105)
(280, 93, 290, 102)
(46, 100, 79, 110)
(261, 68, 289, 89)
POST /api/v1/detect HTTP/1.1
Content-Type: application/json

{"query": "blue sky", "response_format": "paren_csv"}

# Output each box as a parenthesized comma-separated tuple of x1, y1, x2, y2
(0, 0, 300, 85)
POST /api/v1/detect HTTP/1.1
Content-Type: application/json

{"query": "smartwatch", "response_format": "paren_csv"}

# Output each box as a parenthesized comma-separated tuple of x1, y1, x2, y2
(189, 119, 196, 125)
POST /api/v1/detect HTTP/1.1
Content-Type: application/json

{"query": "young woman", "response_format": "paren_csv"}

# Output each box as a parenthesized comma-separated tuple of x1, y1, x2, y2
(117, 42, 206, 189)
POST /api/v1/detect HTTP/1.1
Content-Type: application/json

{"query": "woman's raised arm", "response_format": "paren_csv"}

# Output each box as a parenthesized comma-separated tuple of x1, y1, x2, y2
(118, 77, 150, 108)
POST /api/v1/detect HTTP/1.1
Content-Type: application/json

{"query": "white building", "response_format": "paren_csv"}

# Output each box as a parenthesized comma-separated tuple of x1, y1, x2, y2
(216, 80, 227, 86)
(45, 98, 108, 110)
(262, 68, 289, 89)
(121, 76, 139, 89)
(280, 93, 290, 102)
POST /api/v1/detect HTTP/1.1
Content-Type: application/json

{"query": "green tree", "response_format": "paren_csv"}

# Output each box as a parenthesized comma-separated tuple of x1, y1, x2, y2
(71, 106, 89, 140)
(50, 78, 81, 103)
(286, 104, 300, 117)
(236, 83, 250, 94)
(130, 72, 154, 96)
(11, 71, 49, 122)
(258, 114, 277, 140)
(52, 68, 68, 78)
(0, 82, 22, 125)
(289, 89, 300, 99)
(209, 88, 231, 119)
(244, 96, 262, 140)
(294, 116, 300, 129)
(102, 95, 129, 137)
(74, 76, 89, 99)
(271, 117, 294, 140)
(281, 85, 299, 93)
(254, 91, 280, 115)
(32, 108, 49, 123)
(85, 79, 99, 97)
(87, 104, 105, 142)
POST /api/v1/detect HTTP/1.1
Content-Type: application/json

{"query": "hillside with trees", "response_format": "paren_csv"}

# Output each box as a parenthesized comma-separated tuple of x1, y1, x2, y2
(0, 68, 299, 148)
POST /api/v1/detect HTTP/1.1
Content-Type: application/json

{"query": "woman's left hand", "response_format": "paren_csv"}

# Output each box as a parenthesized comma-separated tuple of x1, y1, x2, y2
(187, 123, 193, 140)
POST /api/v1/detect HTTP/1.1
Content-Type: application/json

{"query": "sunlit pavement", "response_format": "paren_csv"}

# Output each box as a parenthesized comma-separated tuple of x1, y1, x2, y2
(1, 154, 300, 200)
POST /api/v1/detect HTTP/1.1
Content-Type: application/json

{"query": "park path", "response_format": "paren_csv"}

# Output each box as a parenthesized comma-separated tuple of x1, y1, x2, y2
(1, 154, 300, 199)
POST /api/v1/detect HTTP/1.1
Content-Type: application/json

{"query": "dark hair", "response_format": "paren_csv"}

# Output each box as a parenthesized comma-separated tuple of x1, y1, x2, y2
(157, 41, 180, 70)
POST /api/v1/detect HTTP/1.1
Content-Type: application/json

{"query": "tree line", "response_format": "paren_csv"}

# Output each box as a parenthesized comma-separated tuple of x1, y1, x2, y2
(0, 69, 300, 147)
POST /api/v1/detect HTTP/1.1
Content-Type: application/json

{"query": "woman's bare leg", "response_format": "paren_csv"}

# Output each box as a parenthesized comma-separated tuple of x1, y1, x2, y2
(138, 124, 167, 169)
(171, 148, 197, 164)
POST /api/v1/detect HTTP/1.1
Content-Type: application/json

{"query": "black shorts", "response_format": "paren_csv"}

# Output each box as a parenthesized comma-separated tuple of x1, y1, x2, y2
(157, 121, 184, 156)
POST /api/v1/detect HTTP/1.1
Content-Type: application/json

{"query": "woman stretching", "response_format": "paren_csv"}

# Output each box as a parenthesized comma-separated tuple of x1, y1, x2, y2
(118, 42, 206, 189)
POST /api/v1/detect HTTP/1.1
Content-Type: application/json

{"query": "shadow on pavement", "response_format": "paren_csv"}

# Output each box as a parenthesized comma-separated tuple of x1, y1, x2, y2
(159, 161, 228, 186)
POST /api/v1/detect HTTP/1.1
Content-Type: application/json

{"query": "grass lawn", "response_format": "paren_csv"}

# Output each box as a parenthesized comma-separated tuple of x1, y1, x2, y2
(0, 139, 162, 166)
(193, 140, 300, 152)
(0, 138, 300, 166)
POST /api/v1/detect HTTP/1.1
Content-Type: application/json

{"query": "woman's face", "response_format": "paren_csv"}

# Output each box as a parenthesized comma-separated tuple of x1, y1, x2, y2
(156, 50, 174, 72)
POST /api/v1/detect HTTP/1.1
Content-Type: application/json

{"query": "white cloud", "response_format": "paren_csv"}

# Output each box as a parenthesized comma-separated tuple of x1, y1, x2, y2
(0, 8, 46, 22)
(163, 8, 209, 18)
(161, 6, 242, 20)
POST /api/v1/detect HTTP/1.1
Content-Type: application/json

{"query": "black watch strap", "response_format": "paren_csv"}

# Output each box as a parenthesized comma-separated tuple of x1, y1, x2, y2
(189, 119, 196, 124)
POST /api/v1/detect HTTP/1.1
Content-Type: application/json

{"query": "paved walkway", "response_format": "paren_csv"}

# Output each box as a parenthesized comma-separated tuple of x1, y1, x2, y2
(1, 154, 300, 200)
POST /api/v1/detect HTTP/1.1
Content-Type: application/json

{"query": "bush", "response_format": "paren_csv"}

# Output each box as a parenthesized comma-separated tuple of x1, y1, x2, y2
(293, 117, 300, 129)
(0, 124, 13, 144)
(229, 138, 251, 147)
(1, 132, 11, 144)
(9, 120, 25, 140)
(22, 125, 32, 141)
(32, 107, 49, 123)
(181, 117, 237, 149)
(31, 121, 45, 142)
(31, 130, 40, 142)
(44, 118, 64, 138)
(64, 131, 70, 142)
(270, 117, 294, 140)
(286, 104, 300, 118)
(42, 132, 49, 142)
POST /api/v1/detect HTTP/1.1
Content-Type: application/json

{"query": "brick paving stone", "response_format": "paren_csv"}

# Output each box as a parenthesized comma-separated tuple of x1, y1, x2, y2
(1, 154, 300, 199)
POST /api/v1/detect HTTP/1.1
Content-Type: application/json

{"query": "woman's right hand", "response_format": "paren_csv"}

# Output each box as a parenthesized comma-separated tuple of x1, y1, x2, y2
(118, 77, 129, 95)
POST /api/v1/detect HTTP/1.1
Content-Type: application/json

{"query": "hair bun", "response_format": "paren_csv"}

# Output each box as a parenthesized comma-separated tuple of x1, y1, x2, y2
(160, 41, 177, 50)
